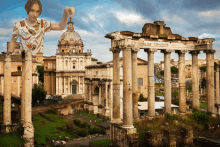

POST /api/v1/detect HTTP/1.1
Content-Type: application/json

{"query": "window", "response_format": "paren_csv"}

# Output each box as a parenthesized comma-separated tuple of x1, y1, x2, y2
(73, 63, 75, 69)
(138, 78, 143, 86)
(17, 66, 21, 71)
(62, 50, 64, 52)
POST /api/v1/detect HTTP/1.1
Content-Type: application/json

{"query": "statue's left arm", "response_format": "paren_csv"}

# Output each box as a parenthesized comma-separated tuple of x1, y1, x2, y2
(51, 7, 75, 30)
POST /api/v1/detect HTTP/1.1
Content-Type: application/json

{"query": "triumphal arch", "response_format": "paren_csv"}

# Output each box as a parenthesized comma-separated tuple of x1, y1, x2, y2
(105, 21, 217, 146)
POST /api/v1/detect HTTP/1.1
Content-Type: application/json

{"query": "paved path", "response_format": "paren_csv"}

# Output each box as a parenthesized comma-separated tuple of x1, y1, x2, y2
(65, 136, 110, 147)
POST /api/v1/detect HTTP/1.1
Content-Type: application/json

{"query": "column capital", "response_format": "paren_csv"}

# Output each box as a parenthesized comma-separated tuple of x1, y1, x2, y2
(175, 50, 188, 54)
(144, 48, 157, 53)
(203, 49, 216, 54)
(110, 47, 121, 53)
(189, 50, 200, 54)
(3, 52, 11, 62)
(161, 49, 173, 54)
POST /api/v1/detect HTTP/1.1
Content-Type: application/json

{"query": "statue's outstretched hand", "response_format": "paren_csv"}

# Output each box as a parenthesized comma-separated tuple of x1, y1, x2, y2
(64, 7, 75, 18)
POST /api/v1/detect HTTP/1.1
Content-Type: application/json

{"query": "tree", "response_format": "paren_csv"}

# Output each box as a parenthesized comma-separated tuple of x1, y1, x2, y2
(171, 66, 178, 74)
(32, 84, 47, 106)
(139, 94, 148, 102)
(201, 78, 206, 89)
(172, 91, 179, 99)
(160, 70, 164, 76)
(200, 66, 206, 72)
(37, 66, 44, 83)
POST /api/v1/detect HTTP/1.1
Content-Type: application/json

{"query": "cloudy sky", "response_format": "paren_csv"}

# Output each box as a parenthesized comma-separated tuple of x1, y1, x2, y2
(0, 0, 220, 63)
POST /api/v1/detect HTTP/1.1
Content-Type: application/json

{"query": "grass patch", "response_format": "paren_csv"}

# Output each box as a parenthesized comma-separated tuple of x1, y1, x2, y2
(0, 102, 2, 112)
(33, 112, 74, 145)
(200, 100, 207, 109)
(0, 132, 24, 147)
(155, 90, 164, 96)
(80, 111, 106, 125)
(91, 139, 111, 146)
(155, 83, 164, 86)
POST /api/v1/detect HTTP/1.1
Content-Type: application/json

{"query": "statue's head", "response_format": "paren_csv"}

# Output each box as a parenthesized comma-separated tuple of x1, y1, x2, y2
(25, 0, 42, 16)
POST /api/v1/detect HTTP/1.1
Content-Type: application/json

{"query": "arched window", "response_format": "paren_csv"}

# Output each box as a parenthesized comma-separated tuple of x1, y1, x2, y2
(94, 87, 99, 94)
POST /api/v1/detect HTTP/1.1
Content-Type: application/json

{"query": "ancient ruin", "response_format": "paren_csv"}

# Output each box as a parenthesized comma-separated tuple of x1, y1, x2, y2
(105, 20, 217, 146)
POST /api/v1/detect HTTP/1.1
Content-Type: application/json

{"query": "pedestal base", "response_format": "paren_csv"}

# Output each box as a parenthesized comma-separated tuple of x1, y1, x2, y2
(110, 123, 139, 147)
(23, 123, 34, 147)
(1, 125, 11, 133)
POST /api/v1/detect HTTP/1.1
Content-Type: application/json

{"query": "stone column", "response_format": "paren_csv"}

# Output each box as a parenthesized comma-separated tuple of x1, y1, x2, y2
(215, 65, 219, 104)
(122, 47, 133, 129)
(3, 52, 11, 133)
(21, 52, 25, 125)
(176, 51, 187, 114)
(189, 51, 200, 110)
(105, 83, 109, 117)
(23, 49, 34, 146)
(145, 49, 157, 117)
(98, 83, 102, 114)
(112, 49, 121, 124)
(132, 50, 139, 120)
(109, 82, 112, 119)
(204, 50, 215, 113)
(161, 50, 172, 114)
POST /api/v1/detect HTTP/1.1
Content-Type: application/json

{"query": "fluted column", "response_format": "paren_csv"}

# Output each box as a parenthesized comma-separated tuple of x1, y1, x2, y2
(132, 50, 139, 120)
(189, 51, 200, 110)
(3, 52, 11, 133)
(105, 82, 110, 117)
(161, 50, 172, 114)
(98, 83, 102, 113)
(145, 49, 157, 117)
(216, 65, 219, 104)
(122, 47, 133, 129)
(176, 50, 187, 114)
(112, 49, 121, 123)
(204, 50, 215, 113)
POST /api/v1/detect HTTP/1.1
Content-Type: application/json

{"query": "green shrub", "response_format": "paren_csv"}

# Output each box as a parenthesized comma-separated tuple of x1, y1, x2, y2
(165, 113, 178, 120)
(81, 121, 88, 128)
(75, 129, 88, 137)
(190, 110, 210, 124)
(89, 127, 105, 135)
(73, 119, 81, 126)
(139, 94, 148, 102)
(45, 109, 56, 114)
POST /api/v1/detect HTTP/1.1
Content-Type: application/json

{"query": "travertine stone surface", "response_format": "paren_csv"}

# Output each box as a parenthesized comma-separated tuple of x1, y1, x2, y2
(122, 47, 134, 129)
(21, 52, 25, 125)
(132, 50, 139, 120)
(176, 51, 187, 114)
(3, 52, 11, 133)
(112, 50, 121, 124)
(23, 49, 34, 146)
(190, 51, 200, 110)
(145, 49, 157, 117)
(204, 50, 215, 113)
(162, 50, 172, 114)
(216, 66, 219, 104)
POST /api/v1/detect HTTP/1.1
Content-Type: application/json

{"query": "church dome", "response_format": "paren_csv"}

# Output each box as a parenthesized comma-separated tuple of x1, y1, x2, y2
(58, 18, 84, 54)
(59, 18, 82, 42)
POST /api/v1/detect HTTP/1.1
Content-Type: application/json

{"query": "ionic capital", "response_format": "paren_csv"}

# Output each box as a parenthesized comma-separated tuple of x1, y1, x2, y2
(175, 50, 188, 54)
(189, 50, 200, 55)
(203, 49, 216, 54)
(2, 51, 12, 62)
(144, 48, 157, 54)
(161, 49, 173, 54)
(118, 37, 133, 49)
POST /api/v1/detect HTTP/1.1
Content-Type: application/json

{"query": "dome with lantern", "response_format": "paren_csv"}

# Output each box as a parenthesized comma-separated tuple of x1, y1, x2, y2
(58, 18, 84, 54)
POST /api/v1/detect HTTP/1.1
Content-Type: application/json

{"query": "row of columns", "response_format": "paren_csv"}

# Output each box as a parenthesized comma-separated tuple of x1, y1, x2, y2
(2, 50, 34, 146)
(111, 45, 217, 128)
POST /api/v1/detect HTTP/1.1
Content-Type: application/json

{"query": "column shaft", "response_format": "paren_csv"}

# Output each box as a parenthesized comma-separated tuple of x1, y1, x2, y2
(178, 52, 186, 114)
(21, 53, 25, 124)
(3, 52, 11, 132)
(123, 48, 133, 128)
(132, 51, 139, 119)
(112, 50, 121, 123)
(147, 50, 155, 117)
(164, 51, 171, 114)
(216, 67, 219, 104)
(191, 51, 200, 110)
(205, 50, 215, 113)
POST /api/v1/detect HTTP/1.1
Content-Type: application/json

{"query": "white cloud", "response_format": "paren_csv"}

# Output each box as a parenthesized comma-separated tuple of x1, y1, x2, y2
(82, 17, 89, 23)
(77, 29, 98, 37)
(198, 10, 220, 17)
(160, 10, 185, 24)
(88, 14, 96, 21)
(44, 30, 66, 38)
(113, 11, 151, 26)
(0, 28, 12, 35)
(199, 33, 215, 39)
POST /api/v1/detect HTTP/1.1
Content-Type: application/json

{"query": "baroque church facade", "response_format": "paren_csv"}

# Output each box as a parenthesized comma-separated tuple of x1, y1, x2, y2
(44, 19, 148, 119)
